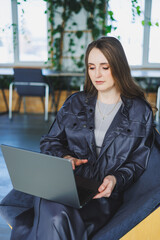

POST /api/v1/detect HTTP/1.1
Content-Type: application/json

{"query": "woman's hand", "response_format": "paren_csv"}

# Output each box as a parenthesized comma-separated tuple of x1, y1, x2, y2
(93, 175, 117, 199)
(63, 155, 88, 170)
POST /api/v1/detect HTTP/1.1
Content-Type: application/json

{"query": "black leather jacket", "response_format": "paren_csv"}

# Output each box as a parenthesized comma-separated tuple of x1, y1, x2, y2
(40, 91, 154, 193)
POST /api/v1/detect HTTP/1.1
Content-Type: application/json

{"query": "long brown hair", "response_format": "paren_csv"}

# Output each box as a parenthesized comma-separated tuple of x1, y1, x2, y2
(84, 36, 145, 99)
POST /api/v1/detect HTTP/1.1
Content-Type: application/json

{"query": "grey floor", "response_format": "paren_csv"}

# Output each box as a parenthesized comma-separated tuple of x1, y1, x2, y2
(0, 113, 55, 240)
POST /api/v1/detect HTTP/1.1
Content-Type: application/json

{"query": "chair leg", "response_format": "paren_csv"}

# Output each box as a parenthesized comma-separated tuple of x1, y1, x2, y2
(14, 96, 22, 112)
(18, 96, 22, 112)
(1, 89, 9, 111)
(9, 83, 14, 119)
(156, 87, 160, 124)
(44, 84, 49, 121)
(23, 97, 27, 113)
(40, 97, 45, 111)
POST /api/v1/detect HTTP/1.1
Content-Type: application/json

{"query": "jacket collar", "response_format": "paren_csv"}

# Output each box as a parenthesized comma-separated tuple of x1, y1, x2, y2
(84, 93, 133, 113)
(84, 93, 133, 160)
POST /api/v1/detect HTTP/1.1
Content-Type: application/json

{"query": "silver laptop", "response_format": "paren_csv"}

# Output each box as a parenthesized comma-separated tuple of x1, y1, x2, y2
(1, 144, 101, 208)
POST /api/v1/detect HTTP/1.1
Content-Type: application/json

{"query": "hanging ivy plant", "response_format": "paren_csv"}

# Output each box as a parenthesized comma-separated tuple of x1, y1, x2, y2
(131, 0, 159, 27)
(44, 0, 115, 71)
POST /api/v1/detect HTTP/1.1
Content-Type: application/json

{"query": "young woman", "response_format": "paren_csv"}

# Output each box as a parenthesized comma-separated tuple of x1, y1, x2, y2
(10, 36, 154, 240)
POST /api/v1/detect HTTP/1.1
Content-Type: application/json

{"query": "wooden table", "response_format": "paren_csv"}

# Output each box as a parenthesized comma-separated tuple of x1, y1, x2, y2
(131, 70, 160, 78)
(1, 68, 160, 78)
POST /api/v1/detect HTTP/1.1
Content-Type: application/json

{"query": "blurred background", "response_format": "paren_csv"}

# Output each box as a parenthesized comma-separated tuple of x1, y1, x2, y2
(0, 0, 160, 239)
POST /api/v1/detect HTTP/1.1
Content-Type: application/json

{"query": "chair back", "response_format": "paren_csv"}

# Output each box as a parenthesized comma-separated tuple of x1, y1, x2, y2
(14, 68, 45, 97)
(123, 129, 160, 202)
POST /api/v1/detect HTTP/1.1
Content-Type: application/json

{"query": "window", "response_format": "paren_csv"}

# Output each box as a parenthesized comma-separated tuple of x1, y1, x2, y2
(108, 0, 160, 68)
(18, 0, 48, 62)
(0, 0, 14, 64)
(108, 0, 144, 66)
(149, 0, 160, 63)
(0, 0, 48, 67)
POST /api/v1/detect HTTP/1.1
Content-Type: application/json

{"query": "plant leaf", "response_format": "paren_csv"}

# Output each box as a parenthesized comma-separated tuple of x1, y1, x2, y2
(76, 31, 83, 39)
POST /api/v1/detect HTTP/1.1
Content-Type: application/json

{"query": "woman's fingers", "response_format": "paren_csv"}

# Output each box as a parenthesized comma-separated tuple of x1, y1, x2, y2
(63, 155, 88, 170)
(93, 175, 117, 199)
(94, 182, 111, 199)
(72, 159, 88, 170)
(71, 160, 76, 170)
(93, 185, 111, 199)
(75, 159, 88, 166)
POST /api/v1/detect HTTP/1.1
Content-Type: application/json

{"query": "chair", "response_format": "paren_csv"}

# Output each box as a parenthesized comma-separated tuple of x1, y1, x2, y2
(155, 86, 160, 124)
(0, 129, 160, 239)
(9, 68, 49, 121)
(92, 129, 160, 240)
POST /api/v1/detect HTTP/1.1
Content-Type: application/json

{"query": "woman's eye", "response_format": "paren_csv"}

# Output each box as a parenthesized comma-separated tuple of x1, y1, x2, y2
(103, 67, 109, 70)
(89, 67, 95, 70)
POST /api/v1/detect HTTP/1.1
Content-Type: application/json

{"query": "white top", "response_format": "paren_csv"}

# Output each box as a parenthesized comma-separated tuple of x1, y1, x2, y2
(94, 99, 122, 156)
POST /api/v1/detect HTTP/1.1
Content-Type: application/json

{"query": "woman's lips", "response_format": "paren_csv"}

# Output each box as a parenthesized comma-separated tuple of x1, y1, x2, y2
(95, 81, 105, 84)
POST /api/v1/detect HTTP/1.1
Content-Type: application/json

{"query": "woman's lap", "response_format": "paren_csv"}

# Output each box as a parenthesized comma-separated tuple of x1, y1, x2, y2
(10, 195, 122, 240)
(36, 198, 88, 240)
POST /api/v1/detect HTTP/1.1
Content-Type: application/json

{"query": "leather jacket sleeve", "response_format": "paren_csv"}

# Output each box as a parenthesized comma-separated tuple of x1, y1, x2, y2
(40, 106, 73, 158)
(113, 110, 154, 192)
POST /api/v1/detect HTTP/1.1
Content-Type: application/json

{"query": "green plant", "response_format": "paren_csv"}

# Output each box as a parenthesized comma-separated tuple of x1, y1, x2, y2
(46, 0, 160, 71)
(131, 0, 159, 26)
(44, 0, 117, 71)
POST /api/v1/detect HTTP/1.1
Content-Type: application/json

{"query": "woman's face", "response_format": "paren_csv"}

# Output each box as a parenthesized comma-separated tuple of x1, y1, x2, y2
(88, 47, 116, 94)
